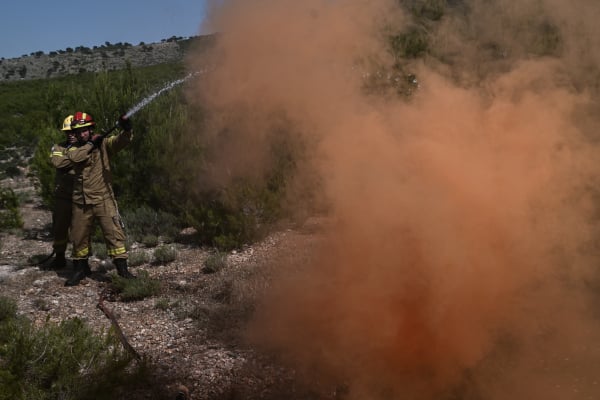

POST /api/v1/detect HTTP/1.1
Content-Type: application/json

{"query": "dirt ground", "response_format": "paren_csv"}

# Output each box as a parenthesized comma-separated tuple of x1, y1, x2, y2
(0, 174, 333, 400)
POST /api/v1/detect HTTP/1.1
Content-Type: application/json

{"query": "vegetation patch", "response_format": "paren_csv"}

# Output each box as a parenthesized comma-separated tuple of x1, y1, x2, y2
(0, 188, 22, 230)
(202, 250, 228, 274)
(141, 234, 159, 248)
(152, 245, 177, 265)
(0, 295, 166, 400)
(128, 250, 150, 267)
(111, 270, 161, 302)
(122, 206, 181, 244)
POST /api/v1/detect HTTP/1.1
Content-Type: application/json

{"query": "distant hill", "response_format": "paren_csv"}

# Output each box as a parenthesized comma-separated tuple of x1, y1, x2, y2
(0, 35, 215, 82)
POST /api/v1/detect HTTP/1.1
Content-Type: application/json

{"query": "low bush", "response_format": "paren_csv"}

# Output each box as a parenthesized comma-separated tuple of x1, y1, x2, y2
(122, 206, 181, 243)
(128, 250, 150, 267)
(111, 270, 160, 301)
(141, 234, 159, 248)
(0, 295, 147, 400)
(202, 251, 228, 274)
(152, 245, 177, 264)
(0, 188, 23, 230)
(4, 165, 21, 178)
(0, 296, 17, 322)
(154, 298, 171, 311)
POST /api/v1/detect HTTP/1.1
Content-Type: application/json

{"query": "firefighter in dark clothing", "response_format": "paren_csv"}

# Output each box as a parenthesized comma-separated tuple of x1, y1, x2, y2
(64, 111, 135, 286)
(48, 115, 77, 269)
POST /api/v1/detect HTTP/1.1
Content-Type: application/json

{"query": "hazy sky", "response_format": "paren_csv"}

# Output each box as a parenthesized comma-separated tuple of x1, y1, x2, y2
(0, 0, 208, 59)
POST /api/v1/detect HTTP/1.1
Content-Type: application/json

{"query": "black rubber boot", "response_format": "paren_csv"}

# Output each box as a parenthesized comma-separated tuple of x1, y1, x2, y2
(48, 252, 66, 269)
(114, 258, 135, 279)
(65, 259, 87, 286)
(82, 258, 92, 276)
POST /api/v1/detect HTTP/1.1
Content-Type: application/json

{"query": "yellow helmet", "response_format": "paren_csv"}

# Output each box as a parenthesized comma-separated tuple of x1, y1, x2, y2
(61, 115, 74, 131)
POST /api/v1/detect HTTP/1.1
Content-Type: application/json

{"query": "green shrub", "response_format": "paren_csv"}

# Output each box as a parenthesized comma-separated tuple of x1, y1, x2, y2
(4, 165, 21, 178)
(128, 250, 150, 267)
(0, 188, 23, 230)
(111, 270, 160, 301)
(202, 251, 228, 274)
(161, 234, 175, 244)
(0, 296, 17, 322)
(0, 314, 139, 400)
(390, 26, 429, 59)
(154, 298, 171, 311)
(142, 234, 159, 247)
(0, 188, 20, 212)
(122, 206, 181, 243)
(184, 183, 275, 251)
(29, 125, 62, 208)
(152, 245, 177, 264)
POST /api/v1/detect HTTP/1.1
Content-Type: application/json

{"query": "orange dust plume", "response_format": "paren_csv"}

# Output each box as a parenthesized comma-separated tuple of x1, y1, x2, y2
(189, 0, 600, 399)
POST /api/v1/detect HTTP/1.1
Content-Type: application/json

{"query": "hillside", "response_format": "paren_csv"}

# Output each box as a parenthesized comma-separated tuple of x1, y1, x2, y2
(0, 35, 214, 82)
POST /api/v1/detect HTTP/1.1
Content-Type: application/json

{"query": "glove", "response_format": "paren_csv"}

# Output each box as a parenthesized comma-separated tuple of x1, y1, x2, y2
(118, 115, 132, 131)
(90, 134, 104, 148)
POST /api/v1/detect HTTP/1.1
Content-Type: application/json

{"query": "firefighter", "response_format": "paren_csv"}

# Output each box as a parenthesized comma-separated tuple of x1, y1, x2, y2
(47, 115, 78, 269)
(64, 111, 135, 286)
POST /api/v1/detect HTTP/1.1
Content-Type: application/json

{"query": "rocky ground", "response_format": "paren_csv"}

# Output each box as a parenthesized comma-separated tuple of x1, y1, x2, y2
(0, 174, 332, 400)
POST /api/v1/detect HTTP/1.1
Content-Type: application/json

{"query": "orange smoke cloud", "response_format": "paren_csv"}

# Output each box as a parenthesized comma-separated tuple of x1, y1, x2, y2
(190, 0, 600, 398)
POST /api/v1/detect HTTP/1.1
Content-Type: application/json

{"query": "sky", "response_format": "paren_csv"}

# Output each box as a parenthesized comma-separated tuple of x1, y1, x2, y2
(0, 0, 209, 59)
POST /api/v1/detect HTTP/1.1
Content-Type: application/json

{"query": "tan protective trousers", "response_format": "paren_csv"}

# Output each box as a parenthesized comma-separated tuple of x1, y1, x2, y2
(71, 200, 127, 260)
(52, 197, 72, 254)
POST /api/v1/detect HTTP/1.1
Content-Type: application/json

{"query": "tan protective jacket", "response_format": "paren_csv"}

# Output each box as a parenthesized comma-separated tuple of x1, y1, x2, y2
(50, 142, 76, 200)
(67, 131, 132, 205)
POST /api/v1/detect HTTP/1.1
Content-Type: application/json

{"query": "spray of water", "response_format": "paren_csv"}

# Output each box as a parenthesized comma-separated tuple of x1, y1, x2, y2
(124, 69, 209, 119)
(98, 69, 210, 137)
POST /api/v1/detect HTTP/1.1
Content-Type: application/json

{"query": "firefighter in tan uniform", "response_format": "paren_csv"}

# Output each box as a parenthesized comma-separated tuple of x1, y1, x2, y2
(65, 111, 135, 286)
(47, 115, 77, 269)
